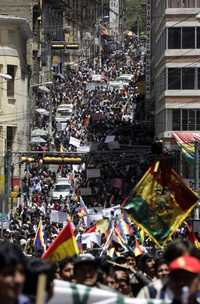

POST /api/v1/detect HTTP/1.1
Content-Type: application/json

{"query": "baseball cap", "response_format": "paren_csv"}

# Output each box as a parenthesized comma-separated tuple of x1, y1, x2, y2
(169, 256, 200, 273)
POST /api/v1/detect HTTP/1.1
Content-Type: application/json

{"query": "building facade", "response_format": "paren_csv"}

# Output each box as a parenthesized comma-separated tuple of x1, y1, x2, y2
(0, 15, 31, 188)
(152, 1, 200, 142)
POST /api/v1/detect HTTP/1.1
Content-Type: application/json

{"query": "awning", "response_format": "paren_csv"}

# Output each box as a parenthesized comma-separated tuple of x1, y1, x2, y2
(172, 131, 200, 144)
(172, 131, 200, 161)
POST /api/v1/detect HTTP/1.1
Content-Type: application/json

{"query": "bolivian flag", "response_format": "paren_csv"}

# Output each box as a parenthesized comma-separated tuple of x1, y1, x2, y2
(124, 160, 198, 246)
(34, 219, 46, 252)
(42, 222, 79, 263)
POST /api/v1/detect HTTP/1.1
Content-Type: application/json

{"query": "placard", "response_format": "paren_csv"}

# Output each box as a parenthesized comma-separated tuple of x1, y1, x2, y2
(105, 135, 115, 143)
(69, 136, 80, 148)
(77, 145, 90, 153)
(80, 187, 92, 196)
(87, 169, 101, 179)
(50, 210, 67, 224)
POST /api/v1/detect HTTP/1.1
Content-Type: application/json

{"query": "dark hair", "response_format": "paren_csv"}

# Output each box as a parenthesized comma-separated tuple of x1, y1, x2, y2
(23, 258, 55, 298)
(155, 258, 168, 273)
(59, 257, 73, 271)
(0, 241, 26, 270)
(137, 254, 154, 272)
(163, 240, 192, 264)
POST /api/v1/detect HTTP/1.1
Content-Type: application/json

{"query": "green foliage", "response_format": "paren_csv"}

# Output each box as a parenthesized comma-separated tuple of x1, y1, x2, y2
(125, 0, 145, 32)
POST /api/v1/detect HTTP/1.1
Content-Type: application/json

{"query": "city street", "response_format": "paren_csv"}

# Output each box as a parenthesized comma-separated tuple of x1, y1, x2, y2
(0, 1, 199, 304)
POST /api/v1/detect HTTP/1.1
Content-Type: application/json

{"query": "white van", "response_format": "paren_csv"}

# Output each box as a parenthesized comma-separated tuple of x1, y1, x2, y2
(55, 104, 73, 123)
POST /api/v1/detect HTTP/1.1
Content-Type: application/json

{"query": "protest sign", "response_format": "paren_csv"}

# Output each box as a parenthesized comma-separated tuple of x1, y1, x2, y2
(105, 135, 115, 143)
(80, 187, 92, 196)
(49, 280, 170, 304)
(50, 210, 67, 224)
(69, 136, 81, 148)
(77, 145, 90, 153)
(0, 213, 9, 230)
(87, 169, 101, 179)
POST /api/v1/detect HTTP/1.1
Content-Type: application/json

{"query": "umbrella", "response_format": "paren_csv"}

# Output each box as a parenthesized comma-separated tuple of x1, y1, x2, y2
(35, 108, 49, 116)
(30, 137, 47, 144)
(31, 129, 48, 137)
(38, 85, 50, 93)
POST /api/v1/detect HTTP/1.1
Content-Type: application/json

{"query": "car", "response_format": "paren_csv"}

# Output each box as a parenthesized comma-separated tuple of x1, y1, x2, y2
(52, 180, 72, 200)
(55, 104, 73, 123)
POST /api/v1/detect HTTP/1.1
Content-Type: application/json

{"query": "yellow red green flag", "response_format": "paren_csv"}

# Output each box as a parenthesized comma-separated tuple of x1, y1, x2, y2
(42, 222, 79, 263)
(124, 160, 198, 246)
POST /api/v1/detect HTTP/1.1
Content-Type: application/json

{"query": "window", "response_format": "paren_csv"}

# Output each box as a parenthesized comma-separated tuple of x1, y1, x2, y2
(172, 109, 181, 130)
(182, 27, 195, 48)
(168, 28, 181, 49)
(188, 110, 196, 130)
(197, 28, 200, 48)
(168, 68, 197, 90)
(172, 109, 200, 131)
(167, 27, 198, 49)
(197, 110, 200, 130)
(7, 126, 16, 151)
(168, 68, 181, 89)
(182, 68, 195, 89)
(198, 69, 200, 89)
(7, 65, 16, 97)
(167, 0, 198, 7)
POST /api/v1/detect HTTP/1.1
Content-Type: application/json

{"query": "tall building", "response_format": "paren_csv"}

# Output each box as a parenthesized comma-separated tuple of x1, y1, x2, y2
(0, 15, 31, 190)
(152, 2, 200, 140)
(152, 0, 200, 178)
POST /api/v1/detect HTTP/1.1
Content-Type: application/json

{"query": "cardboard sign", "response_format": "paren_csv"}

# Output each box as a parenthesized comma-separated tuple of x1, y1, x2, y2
(50, 210, 67, 224)
(69, 136, 80, 148)
(87, 169, 101, 179)
(77, 145, 90, 153)
(79, 187, 92, 196)
(105, 135, 115, 143)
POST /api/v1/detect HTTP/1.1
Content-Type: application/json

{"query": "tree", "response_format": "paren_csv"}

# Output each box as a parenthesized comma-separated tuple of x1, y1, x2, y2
(125, 0, 145, 33)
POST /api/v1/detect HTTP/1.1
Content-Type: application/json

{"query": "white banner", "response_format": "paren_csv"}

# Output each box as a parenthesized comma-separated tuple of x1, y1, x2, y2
(49, 280, 170, 304)
(87, 169, 101, 179)
(69, 136, 81, 148)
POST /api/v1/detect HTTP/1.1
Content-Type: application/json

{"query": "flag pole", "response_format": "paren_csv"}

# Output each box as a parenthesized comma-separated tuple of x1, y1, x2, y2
(36, 274, 47, 304)
(100, 225, 114, 257)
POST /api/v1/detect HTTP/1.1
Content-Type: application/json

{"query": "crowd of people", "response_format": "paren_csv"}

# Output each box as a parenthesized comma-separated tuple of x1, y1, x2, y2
(1, 240, 200, 303)
(1, 33, 200, 303)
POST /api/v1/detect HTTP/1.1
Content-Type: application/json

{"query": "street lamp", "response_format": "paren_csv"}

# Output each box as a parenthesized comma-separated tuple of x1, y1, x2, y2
(0, 73, 12, 80)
